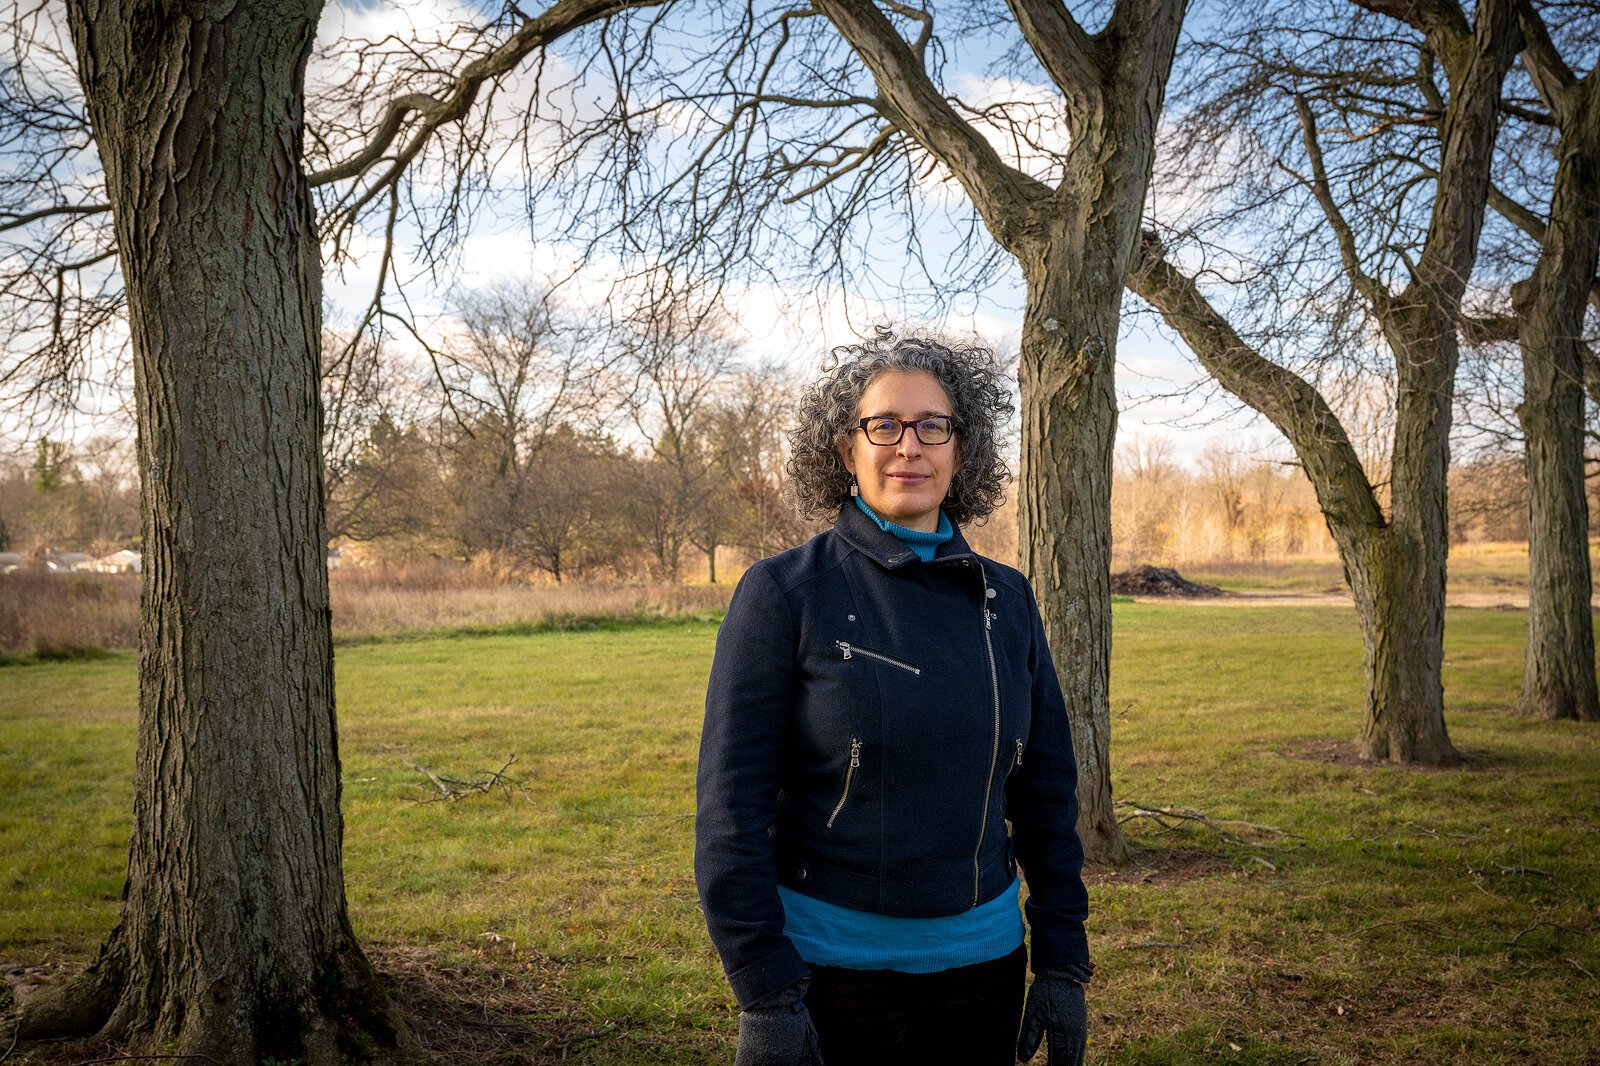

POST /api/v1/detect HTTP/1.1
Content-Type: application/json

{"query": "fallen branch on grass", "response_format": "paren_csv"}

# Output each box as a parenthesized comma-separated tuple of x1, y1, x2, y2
(1114, 800, 1301, 849)
(1356, 915, 1459, 941)
(1504, 920, 1583, 948)
(404, 755, 531, 803)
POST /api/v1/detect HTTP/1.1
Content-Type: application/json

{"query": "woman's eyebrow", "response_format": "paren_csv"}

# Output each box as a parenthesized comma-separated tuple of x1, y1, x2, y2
(862, 410, 953, 418)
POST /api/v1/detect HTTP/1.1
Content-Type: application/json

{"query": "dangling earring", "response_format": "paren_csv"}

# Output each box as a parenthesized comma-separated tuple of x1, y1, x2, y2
(849, 478, 859, 497)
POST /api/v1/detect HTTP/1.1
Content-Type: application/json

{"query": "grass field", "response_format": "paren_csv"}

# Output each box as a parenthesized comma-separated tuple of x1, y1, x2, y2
(2, 605, 1597, 1063)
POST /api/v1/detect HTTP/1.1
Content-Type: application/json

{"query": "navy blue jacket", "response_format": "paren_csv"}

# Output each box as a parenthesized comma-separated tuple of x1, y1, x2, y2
(695, 504, 1090, 1008)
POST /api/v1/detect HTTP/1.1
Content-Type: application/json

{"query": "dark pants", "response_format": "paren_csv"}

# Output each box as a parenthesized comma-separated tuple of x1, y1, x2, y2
(804, 944, 1027, 1066)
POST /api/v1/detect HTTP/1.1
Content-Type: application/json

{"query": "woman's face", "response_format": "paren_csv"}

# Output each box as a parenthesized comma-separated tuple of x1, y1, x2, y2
(838, 370, 958, 533)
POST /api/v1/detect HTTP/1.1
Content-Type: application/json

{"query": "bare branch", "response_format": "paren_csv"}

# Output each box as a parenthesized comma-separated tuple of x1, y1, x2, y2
(1350, 0, 1472, 52)
(1295, 92, 1388, 307)
(1488, 183, 1600, 315)
(810, 0, 1051, 253)
(1515, 0, 1578, 122)
(0, 201, 109, 235)
(1129, 231, 1386, 536)
(1459, 313, 1519, 344)
(1003, 0, 1105, 112)
(307, 0, 667, 194)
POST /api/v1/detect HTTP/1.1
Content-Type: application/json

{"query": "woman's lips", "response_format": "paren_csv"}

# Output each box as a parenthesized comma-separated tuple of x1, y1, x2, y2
(888, 473, 930, 483)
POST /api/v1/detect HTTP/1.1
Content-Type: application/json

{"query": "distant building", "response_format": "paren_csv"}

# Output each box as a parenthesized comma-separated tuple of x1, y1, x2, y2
(45, 552, 92, 573)
(91, 549, 143, 574)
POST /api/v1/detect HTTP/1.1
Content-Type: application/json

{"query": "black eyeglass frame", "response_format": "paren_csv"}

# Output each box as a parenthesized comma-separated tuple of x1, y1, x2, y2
(854, 415, 957, 446)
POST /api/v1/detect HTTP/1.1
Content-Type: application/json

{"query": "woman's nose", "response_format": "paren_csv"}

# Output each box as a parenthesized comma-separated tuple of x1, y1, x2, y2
(898, 432, 922, 457)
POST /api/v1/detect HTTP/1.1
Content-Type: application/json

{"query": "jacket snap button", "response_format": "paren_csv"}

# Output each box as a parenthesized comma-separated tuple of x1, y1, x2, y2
(797, 867, 808, 879)
(986, 587, 996, 599)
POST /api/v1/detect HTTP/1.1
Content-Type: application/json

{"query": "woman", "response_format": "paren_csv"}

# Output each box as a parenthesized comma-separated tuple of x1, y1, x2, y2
(695, 332, 1092, 1066)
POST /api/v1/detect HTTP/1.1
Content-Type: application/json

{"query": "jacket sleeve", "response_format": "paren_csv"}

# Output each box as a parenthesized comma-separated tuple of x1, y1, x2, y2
(1007, 580, 1092, 975)
(695, 563, 811, 1008)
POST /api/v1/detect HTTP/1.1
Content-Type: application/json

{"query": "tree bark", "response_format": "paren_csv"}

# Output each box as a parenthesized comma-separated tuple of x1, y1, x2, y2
(1015, 4, 1185, 862)
(1016, 252, 1124, 861)
(1512, 57, 1600, 722)
(20, 2, 405, 1060)
(1345, 323, 1459, 763)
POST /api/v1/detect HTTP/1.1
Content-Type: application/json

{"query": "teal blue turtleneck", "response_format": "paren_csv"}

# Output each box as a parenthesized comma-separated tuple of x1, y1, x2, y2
(854, 496, 953, 561)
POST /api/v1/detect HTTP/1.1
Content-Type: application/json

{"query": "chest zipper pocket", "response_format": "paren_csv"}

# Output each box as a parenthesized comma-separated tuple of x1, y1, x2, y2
(835, 641, 922, 676)
(1011, 739, 1024, 775)
(826, 737, 862, 829)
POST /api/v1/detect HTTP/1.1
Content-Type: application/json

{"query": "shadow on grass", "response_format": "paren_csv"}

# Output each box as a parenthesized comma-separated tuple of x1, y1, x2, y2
(373, 943, 616, 1064)
(0, 945, 621, 1065)
(1277, 739, 1521, 772)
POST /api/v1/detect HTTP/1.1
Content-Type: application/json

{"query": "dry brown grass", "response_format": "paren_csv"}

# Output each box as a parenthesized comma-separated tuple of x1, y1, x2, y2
(0, 570, 138, 658)
(0, 561, 733, 657)
(328, 578, 732, 639)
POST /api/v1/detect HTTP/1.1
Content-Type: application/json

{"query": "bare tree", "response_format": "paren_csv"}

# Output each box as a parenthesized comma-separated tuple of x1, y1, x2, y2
(1113, 433, 1180, 564)
(567, 0, 1189, 862)
(725, 0, 1187, 861)
(619, 295, 739, 582)
(321, 326, 436, 543)
(1197, 440, 1249, 544)
(2, 0, 666, 1057)
(1131, 0, 1520, 763)
(710, 362, 808, 562)
(431, 279, 609, 568)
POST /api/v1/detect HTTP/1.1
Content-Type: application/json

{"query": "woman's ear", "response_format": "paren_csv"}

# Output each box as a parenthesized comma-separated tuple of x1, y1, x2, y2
(837, 437, 856, 476)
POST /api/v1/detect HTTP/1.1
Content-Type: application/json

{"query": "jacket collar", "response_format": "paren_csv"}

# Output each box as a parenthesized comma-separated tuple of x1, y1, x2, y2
(832, 502, 976, 570)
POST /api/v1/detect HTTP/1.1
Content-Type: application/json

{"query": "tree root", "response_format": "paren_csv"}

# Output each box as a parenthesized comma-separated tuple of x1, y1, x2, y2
(13, 925, 412, 1064)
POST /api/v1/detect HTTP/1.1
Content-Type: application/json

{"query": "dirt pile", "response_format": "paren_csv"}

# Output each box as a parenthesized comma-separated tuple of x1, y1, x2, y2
(1111, 565, 1224, 598)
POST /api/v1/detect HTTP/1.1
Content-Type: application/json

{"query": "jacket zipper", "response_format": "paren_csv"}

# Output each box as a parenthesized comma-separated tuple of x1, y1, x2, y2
(826, 737, 862, 829)
(973, 576, 1002, 905)
(1015, 738, 1024, 769)
(835, 641, 922, 676)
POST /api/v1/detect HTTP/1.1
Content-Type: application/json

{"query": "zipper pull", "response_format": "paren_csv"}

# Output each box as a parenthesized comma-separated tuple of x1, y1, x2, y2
(850, 738, 861, 767)
(986, 610, 994, 630)
(1015, 739, 1024, 767)
(836, 641, 852, 660)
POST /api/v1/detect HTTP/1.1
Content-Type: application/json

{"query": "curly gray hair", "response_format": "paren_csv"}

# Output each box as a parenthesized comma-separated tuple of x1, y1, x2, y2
(787, 329, 1014, 526)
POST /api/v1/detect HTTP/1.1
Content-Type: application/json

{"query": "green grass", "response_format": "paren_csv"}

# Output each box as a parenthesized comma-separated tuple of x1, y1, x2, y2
(2, 608, 1597, 1064)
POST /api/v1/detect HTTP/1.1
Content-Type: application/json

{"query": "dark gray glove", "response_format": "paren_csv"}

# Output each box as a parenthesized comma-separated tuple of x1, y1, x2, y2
(735, 981, 824, 1066)
(1016, 972, 1086, 1066)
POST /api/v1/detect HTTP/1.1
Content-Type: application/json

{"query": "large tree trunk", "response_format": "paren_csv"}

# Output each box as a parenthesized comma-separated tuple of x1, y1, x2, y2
(1516, 328, 1597, 720)
(1354, 319, 1461, 762)
(1512, 75, 1600, 722)
(1017, 246, 1125, 864)
(1005, 1, 1184, 865)
(1344, 530, 1458, 763)
(21, 3, 404, 1061)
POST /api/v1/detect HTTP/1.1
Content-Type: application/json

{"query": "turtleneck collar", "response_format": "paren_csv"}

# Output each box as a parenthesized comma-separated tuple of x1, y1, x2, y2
(854, 497, 953, 562)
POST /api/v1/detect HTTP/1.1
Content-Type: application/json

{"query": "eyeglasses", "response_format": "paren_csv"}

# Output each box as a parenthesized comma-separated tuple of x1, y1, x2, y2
(855, 415, 956, 446)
